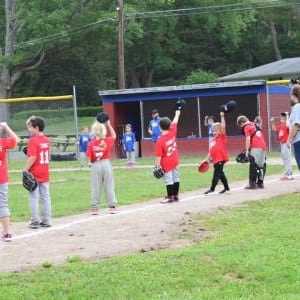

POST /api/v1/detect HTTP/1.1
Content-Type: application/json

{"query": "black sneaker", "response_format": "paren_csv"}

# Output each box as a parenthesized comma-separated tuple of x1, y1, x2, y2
(39, 222, 51, 228)
(219, 188, 230, 194)
(204, 189, 215, 196)
(29, 222, 39, 229)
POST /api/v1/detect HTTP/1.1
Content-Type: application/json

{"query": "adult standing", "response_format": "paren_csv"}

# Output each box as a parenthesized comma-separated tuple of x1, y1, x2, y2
(148, 109, 161, 142)
(287, 84, 300, 169)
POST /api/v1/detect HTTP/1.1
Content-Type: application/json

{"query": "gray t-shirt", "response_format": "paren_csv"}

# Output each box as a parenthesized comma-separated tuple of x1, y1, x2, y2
(289, 103, 300, 144)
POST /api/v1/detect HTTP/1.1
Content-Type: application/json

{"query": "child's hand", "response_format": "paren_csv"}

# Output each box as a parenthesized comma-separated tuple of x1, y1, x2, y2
(220, 111, 224, 117)
(270, 117, 274, 122)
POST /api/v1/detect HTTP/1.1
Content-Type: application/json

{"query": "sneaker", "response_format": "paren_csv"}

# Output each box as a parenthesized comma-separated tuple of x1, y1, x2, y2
(244, 184, 257, 190)
(204, 189, 215, 196)
(219, 188, 230, 194)
(173, 195, 179, 202)
(1, 233, 12, 242)
(91, 208, 99, 215)
(160, 196, 173, 203)
(109, 206, 118, 214)
(256, 183, 264, 189)
(29, 222, 39, 229)
(39, 222, 51, 227)
(287, 175, 294, 180)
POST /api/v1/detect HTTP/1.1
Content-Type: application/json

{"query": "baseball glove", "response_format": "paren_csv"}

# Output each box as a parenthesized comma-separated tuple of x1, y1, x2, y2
(198, 161, 210, 173)
(236, 150, 249, 163)
(174, 98, 186, 111)
(96, 112, 109, 124)
(22, 146, 28, 156)
(153, 165, 165, 179)
(22, 170, 38, 191)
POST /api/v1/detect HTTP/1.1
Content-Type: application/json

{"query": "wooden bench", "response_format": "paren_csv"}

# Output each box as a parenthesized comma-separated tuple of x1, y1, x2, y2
(17, 134, 77, 152)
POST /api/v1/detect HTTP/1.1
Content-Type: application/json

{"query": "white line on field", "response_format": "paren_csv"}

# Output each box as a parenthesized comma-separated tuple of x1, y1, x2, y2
(12, 175, 295, 241)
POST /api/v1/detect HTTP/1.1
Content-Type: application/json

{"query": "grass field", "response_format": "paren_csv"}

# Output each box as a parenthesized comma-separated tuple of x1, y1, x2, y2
(1, 154, 299, 299)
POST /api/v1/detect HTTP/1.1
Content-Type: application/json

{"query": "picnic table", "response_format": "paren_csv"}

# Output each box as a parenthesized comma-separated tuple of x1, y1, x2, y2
(17, 134, 77, 152)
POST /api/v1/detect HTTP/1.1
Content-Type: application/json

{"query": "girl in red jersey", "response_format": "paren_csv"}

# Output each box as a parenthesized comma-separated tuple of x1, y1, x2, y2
(86, 120, 118, 215)
(200, 111, 230, 195)
(25, 116, 52, 229)
(155, 110, 181, 203)
(0, 122, 19, 241)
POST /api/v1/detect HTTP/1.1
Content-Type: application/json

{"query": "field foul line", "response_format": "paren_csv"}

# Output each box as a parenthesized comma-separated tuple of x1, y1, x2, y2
(13, 175, 296, 241)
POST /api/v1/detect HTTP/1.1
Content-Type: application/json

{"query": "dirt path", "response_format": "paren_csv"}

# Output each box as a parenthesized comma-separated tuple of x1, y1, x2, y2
(0, 167, 299, 274)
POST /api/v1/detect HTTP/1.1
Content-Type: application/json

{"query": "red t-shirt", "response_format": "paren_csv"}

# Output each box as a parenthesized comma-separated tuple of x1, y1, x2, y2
(209, 133, 229, 164)
(0, 137, 17, 184)
(27, 135, 51, 182)
(86, 137, 115, 163)
(276, 124, 289, 144)
(155, 123, 179, 173)
(244, 122, 266, 150)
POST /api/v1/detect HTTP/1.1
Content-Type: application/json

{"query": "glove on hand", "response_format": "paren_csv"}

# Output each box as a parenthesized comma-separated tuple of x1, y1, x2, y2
(153, 165, 165, 179)
(236, 150, 249, 163)
(96, 112, 109, 124)
(175, 98, 186, 111)
(22, 170, 38, 191)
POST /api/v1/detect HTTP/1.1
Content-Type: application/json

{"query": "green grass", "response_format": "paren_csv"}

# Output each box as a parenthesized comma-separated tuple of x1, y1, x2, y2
(1, 194, 299, 299)
(7, 156, 285, 221)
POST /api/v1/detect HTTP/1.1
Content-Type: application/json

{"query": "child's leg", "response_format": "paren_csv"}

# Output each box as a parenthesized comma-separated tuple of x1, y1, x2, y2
(91, 162, 102, 209)
(281, 143, 293, 175)
(29, 186, 41, 224)
(102, 160, 117, 207)
(39, 182, 52, 225)
(210, 162, 224, 191)
(0, 183, 10, 233)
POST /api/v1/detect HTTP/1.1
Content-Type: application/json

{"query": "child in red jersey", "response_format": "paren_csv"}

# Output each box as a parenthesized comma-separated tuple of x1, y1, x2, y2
(237, 115, 267, 189)
(24, 116, 52, 229)
(0, 122, 19, 241)
(155, 110, 181, 203)
(86, 120, 118, 215)
(270, 112, 293, 180)
(200, 111, 230, 195)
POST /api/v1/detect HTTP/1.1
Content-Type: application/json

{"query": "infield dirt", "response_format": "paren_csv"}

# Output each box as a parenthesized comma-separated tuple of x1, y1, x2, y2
(0, 163, 298, 274)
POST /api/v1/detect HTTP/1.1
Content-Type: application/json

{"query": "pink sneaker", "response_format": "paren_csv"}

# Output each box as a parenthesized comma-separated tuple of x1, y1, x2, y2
(109, 206, 118, 214)
(280, 175, 294, 180)
(91, 208, 99, 215)
(160, 196, 173, 203)
(1, 233, 12, 242)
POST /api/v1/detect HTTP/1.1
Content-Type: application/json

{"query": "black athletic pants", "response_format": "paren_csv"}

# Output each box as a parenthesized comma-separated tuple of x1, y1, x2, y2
(210, 161, 229, 191)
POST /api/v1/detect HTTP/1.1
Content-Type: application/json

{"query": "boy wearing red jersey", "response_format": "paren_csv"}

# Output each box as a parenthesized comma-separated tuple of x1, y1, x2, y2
(0, 122, 19, 241)
(237, 115, 267, 189)
(25, 116, 52, 229)
(155, 110, 181, 203)
(270, 112, 293, 180)
(200, 112, 230, 195)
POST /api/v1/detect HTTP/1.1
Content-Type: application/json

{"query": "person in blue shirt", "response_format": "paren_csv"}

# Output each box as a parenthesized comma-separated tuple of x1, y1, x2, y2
(148, 109, 161, 142)
(204, 115, 217, 149)
(122, 124, 136, 167)
(77, 125, 92, 169)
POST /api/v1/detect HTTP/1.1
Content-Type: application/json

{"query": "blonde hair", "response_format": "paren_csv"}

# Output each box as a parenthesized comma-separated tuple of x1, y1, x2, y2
(212, 122, 222, 131)
(91, 122, 107, 148)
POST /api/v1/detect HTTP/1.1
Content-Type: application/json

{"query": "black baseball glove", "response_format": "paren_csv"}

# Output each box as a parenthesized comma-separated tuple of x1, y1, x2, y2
(96, 112, 109, 124)
(153, 165, 165, 179)
(22, 146, 28, 156)
(236, 150, 249, 163)
(174, 98, 186, 111)
(22, 170, 38, 191)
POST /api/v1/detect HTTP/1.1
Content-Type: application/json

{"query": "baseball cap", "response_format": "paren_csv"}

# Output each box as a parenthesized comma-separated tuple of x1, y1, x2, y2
(152, 109, 159, 114)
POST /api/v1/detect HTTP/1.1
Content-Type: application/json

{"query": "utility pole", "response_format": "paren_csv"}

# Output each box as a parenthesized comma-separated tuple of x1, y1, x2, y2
(117, 0, 125, 89)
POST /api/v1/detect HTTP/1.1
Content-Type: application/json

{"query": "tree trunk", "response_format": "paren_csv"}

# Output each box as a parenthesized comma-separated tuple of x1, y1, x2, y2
(269, 20, 281, 61)
(144, 66, 155, 87)
(129, 69, 140, 88)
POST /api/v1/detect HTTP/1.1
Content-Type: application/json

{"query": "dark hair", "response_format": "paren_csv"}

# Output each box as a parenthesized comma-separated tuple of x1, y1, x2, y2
(152, 109, 159, 114)
(280, 112, 288, 117)
(291, 84, 300, 99)
(159, 117, 171, 130)
(209, 115, 217, 122)
(28, 116, 45, 132)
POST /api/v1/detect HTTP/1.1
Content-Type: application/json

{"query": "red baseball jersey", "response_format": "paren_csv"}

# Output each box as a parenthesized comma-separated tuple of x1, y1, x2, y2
(244, 122, 266, 150)
(155, 123, 179, 173)
(27, 135, 51, 182)
(276, 124, 289, 144)
(209, 133, 229, 164)
(86, 137, 115, 163)
(0, 137, 17, 184)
